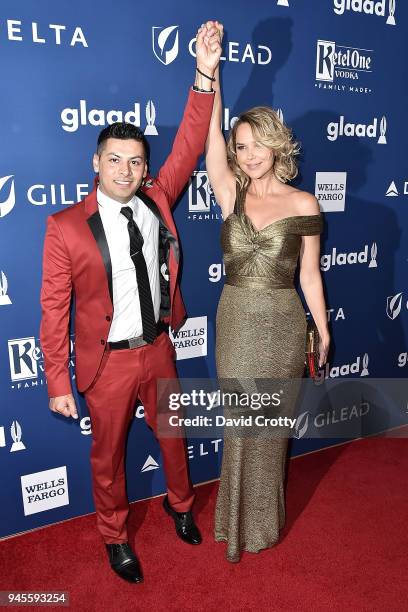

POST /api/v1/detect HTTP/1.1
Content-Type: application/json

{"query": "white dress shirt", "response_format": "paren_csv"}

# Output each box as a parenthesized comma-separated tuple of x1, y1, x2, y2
(97, 187, 160, 342)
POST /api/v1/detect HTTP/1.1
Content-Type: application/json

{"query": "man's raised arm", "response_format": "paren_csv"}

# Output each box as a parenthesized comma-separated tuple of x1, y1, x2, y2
(154, 21, 222, 205)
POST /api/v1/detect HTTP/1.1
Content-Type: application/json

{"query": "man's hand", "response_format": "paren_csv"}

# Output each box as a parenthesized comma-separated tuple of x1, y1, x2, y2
(196, 20, 223, 76)
(50, 394, 78, 419)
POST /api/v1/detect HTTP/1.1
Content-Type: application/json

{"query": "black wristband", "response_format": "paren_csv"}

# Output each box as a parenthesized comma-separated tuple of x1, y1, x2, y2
(192, 85, 214, 93)
(196, 67, 216, 82)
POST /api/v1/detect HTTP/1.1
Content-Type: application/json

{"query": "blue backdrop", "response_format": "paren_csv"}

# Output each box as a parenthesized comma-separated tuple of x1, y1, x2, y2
(1, 0, 407, 538)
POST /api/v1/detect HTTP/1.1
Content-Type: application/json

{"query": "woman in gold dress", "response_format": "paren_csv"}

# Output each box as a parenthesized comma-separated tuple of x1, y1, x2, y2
(204, 22, 330, 562)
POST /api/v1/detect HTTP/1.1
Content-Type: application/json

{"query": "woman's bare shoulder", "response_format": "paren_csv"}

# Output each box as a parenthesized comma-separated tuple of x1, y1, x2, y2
(287, 188, 321, 216)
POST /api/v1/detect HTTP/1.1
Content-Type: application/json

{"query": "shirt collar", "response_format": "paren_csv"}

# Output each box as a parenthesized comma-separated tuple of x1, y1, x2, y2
(97, 187, 138, 219)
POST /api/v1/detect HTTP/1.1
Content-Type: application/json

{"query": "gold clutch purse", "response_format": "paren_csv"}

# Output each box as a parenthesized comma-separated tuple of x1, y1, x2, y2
(305, 319, 320, 379)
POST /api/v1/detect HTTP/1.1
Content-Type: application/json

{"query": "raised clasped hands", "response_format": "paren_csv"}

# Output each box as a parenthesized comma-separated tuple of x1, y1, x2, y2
(195, 20, 223, 75)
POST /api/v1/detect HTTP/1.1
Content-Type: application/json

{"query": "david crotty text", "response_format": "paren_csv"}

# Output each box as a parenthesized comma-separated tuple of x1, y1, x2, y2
(168, 415, 297, 428)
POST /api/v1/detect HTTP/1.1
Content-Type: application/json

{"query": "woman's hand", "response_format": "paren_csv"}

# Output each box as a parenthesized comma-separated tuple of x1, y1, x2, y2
(318, 332, 330, 368)
(196, 20, 223, 76)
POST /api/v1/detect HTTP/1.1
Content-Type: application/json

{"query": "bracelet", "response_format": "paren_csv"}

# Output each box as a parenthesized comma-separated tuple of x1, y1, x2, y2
(192, 85, 214, 93)
(196, 67, 216, 82)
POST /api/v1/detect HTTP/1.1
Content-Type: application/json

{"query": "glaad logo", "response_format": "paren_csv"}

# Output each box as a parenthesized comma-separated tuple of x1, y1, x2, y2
(141, 455, 160, 472)
(385, 180, 408, 197)
(0, 421, 26, 451)
(327, 116, 387, 143)
(333, 0, 396, 24)
(0, 175, 16, 218)
(61, 100, 158, 134)
(397, 352, 408, 367)
(21, 466, 69, 516)
(317, 354, 370, 380)
(80, 404, 144, 436)
(152, 25, 179, 65)
(3, 20, 88, 46)
(386, 292, 408, 320)
(0, 270, 12, 305)
(10, 421, 26, 452)
(209, 262, 226, 283)
(169, 316, 207, 360)
(320, 242, 377, 271)
(315, 40, 373, 95)
(188, 171, 221, 221)
(315, 172, 347, 212)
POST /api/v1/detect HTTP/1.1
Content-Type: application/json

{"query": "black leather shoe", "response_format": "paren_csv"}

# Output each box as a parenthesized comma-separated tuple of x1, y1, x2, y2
(105, 542, 143, 583)
(163, 495, 202, 545)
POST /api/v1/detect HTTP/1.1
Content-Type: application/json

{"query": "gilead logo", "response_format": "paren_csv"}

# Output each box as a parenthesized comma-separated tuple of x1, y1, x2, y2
(152, 25, 179, 65)
(0, 175, 16, 218)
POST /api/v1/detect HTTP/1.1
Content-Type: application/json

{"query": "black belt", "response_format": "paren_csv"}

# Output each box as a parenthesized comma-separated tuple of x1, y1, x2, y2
(108, 321, 169, 350)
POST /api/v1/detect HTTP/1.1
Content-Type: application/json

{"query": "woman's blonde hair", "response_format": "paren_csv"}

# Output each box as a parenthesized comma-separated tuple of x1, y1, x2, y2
(226, 106, 300, 190)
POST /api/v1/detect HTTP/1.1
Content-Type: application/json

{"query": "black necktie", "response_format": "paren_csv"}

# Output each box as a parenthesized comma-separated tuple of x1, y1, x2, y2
(120, 206, 156, 344)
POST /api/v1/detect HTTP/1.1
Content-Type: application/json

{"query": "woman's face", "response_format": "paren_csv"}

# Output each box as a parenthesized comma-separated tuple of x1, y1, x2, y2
(235, 122, 275, 180)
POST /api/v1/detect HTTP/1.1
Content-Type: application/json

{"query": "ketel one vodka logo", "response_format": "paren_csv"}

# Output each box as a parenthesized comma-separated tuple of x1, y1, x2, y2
(8, 335, 75, 390)
(8, 337, 42, 388)
(152, 25, 179, 65)
(386, 292, 408, 320)
(0, 175, 16, 218)
(327, 115, 387, 143)
(333, 0, 396, 24)
(188, 171, 221, 221)
(315, 40, 374, 94)
(0, 270, 12, 305)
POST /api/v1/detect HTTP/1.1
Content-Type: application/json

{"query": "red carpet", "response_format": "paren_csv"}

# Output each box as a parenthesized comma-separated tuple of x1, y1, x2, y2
(1, 436, 407, 611)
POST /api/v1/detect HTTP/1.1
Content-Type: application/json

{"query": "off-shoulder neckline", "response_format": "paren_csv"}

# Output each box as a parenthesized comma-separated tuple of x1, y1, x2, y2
(225, 212, 322, 233)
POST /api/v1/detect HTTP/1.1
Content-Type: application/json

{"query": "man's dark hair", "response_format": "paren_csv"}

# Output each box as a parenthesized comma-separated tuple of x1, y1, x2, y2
(96, 122, 150, 160)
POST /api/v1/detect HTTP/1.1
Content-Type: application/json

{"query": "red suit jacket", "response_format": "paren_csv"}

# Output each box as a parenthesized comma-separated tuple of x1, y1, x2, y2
(40, 89, 214, 398)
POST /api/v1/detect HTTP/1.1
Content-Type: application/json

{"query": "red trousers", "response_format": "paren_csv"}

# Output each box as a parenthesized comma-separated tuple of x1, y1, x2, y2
(84, 331, 194, 543)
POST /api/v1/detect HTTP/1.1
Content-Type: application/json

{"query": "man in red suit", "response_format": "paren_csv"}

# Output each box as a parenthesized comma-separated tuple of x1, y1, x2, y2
(40, 22, 221, 583)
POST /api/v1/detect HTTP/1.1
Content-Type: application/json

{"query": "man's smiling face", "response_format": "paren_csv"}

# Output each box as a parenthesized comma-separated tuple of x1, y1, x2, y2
(93, 138, 147, 204)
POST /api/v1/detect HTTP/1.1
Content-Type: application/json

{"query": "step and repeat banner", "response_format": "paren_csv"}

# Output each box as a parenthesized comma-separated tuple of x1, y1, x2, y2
(1, 0, 407, 538)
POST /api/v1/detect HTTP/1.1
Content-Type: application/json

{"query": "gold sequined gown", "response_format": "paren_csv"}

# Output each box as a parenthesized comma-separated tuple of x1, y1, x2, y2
(215, 198, 323, 562)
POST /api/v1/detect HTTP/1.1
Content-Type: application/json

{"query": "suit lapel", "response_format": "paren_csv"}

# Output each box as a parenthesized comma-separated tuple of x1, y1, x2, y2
(84, 189, 113, 305)
(137, 188, 179, 263)
(82, 184, 179, 309)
